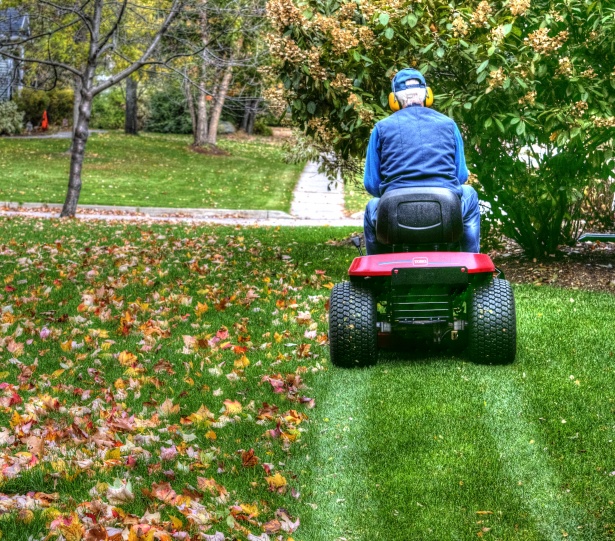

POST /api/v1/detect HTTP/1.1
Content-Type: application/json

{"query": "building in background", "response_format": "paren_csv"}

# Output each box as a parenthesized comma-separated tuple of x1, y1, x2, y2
(0, 8, 30, 101)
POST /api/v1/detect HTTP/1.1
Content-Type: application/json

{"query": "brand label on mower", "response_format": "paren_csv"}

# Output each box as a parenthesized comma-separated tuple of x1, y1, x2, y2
(412, 257, 429, 266)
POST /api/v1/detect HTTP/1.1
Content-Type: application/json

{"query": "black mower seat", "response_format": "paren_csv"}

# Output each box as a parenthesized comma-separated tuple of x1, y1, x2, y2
(375, 187, 463, 247)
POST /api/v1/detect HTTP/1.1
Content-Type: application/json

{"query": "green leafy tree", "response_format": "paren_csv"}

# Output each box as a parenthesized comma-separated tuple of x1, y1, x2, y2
(0, 0, 185, 217)
(267, 0, 615, 257)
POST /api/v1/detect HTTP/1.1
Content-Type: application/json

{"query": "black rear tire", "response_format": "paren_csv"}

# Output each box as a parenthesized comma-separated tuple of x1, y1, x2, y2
(467, 277, 516, 364)
(329, 281, 378, 368)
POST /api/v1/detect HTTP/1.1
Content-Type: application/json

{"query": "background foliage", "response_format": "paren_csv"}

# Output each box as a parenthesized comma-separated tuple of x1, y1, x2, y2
(267, 0, 615, 257)
(0, 101, 24, 135)
(14, 88, 74, 127)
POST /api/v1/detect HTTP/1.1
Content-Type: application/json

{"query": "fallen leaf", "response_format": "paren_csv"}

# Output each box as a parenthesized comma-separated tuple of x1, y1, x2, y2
(106, 478, 134, 505)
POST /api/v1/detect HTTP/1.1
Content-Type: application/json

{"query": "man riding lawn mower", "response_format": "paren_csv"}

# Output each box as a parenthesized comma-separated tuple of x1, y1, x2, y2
(329, 69, 517, 368)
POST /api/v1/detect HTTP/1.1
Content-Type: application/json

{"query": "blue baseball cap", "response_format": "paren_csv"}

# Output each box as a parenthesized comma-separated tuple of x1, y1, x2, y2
(392, 68, 426, 92)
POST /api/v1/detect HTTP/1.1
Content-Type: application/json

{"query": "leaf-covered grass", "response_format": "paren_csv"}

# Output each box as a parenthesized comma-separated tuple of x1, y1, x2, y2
(0, 217, 614, 540)
(0, 133, 304, 211)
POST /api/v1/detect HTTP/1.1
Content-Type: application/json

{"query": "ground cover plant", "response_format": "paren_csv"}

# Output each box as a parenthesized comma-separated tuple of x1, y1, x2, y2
(0, 133, 304, 211)
(0, 217, 614, 540)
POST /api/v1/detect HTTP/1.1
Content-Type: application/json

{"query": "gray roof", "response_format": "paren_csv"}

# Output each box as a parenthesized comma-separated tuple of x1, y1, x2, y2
(0, 8, 29, 40)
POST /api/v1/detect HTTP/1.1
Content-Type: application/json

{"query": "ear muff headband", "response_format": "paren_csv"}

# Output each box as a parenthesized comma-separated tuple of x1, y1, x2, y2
(388, 87, 434, 111)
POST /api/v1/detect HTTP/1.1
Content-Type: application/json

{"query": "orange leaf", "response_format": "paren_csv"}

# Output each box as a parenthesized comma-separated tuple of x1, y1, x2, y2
(223, 399, 242, 415)
(195, 302, 209, 316)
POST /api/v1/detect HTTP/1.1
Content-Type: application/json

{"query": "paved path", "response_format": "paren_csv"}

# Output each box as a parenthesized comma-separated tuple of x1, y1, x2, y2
(0, 161, 364, 227)
(290, 161, 345, 220)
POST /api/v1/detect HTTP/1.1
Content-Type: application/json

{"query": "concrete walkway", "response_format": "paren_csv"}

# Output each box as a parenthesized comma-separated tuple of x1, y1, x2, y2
(0, 161, 364, 227)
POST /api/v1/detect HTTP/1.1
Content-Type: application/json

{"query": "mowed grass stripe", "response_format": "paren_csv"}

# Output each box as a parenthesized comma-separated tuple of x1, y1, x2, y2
(482, 377, 583, 539)
(290, 368, 378, 541)
(361, 359, 535, 540)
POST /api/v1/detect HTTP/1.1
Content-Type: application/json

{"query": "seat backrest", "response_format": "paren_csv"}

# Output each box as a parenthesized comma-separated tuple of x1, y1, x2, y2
(376, 187, 462, 246)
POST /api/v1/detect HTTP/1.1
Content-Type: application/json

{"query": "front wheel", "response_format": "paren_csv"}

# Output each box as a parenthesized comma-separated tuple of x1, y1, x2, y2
(329, 281, 378, 368)
(467, 278, 517, 364)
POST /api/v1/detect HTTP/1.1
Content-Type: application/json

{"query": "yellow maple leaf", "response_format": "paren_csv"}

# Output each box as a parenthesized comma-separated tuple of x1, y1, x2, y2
(240, 503, 259, 517)
(170, 516, 183, 529)
(205, 430, 217, 440)
(234, 355, 250, 369)
(105, 448, 121, 461)
(55, 513, 84, 541)
(118, 351, 138, 366)
(195, 301, 209, 316)
(124, 367, 145, 378)
(187, 405, 214, 425)
(265, 472, 287, 490)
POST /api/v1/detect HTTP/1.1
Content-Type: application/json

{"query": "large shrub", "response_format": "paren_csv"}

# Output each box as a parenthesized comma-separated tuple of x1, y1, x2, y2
(14, 87, 74, 126)
(145, 84, 192, 134)
(90, 88, 125, 130)
(268, 0, 615, 257)
(0, 101, 24, 135)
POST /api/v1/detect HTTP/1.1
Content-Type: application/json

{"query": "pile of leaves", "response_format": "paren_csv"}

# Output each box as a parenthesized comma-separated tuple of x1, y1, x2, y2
(0, 217, 338, 541)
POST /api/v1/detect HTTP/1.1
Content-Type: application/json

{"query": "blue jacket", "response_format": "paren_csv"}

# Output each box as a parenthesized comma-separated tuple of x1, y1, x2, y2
(364, 106, 468, 197)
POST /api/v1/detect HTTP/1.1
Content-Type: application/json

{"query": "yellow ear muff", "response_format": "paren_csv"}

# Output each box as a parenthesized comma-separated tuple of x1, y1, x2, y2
(389, 88, 434, 110)
(388, 92, 400, 112)
(425, 87, 434, 107)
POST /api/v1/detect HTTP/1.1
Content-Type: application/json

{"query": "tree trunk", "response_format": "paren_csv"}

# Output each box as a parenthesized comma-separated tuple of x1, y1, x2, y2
(205, 73, 230, 146)
(194, 90, 208, 146)
(183, 73, 197, 140)
(242, 98, 258, 134)
(69, 77, 83, 153)
(241, 99, 250, 132)
(61, 87, 93, 217)
(125, 75, 138, 135)
(247, 98, 260, 135)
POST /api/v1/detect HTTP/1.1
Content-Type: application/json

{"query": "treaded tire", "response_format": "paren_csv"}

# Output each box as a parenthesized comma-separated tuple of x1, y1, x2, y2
(329, 281, 378, 368)
(467, 277, 516, 364)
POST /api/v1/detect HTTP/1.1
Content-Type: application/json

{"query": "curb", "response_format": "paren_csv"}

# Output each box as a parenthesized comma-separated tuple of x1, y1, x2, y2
(0, 201, 294, 220)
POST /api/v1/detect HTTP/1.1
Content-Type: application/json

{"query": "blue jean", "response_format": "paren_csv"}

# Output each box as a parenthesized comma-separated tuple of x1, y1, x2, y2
(364, 185, 481, 254)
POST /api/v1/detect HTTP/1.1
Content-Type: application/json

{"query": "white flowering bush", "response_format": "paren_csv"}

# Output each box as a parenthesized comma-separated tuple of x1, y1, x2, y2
(0, 100, 25, 135)
(268, 0, 615, 257)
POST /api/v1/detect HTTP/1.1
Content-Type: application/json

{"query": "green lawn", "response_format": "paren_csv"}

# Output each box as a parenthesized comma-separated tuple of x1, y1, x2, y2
(344, 176, 371, 216)
(0, 217, 613, 540)
(0, 132, 304, 211)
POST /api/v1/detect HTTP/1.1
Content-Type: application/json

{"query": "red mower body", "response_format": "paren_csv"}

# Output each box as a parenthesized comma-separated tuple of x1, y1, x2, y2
(348, 252, 496, 277)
